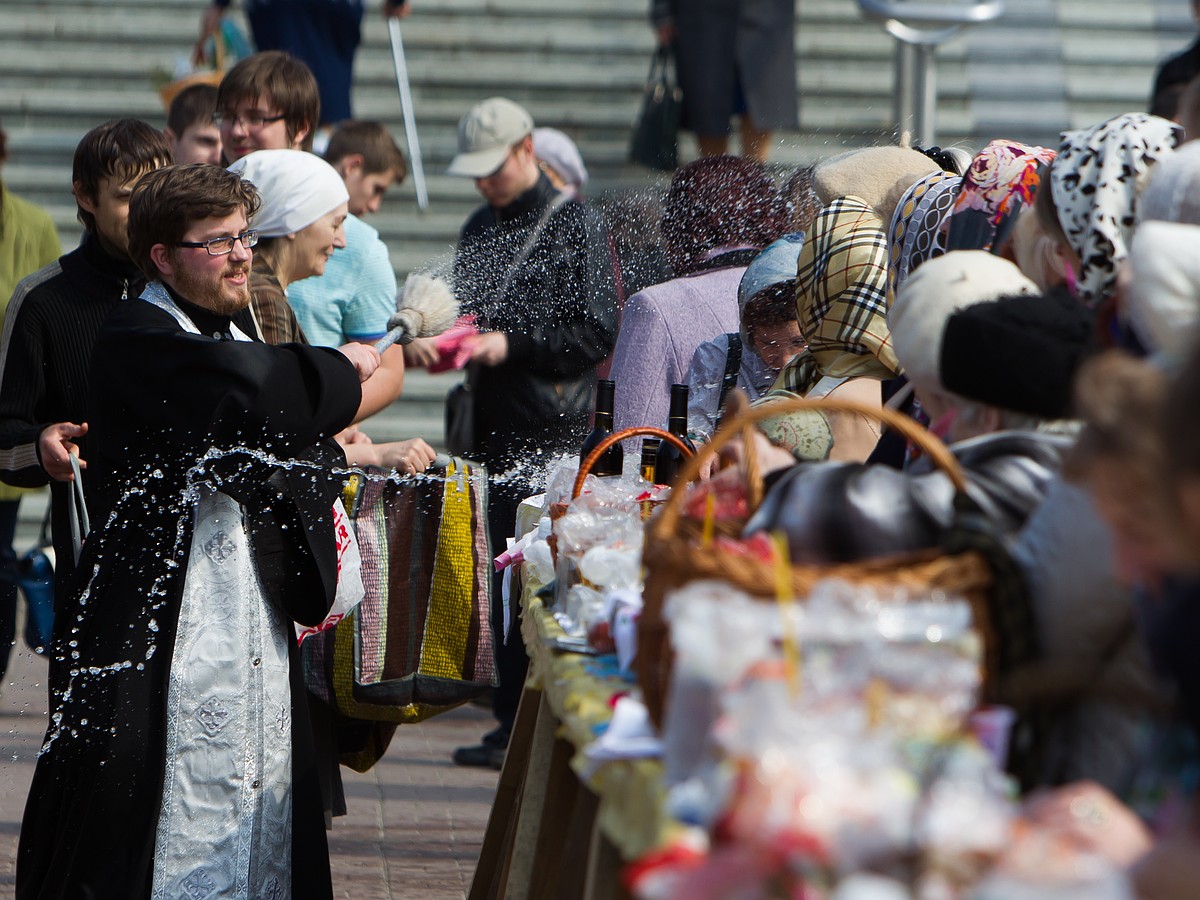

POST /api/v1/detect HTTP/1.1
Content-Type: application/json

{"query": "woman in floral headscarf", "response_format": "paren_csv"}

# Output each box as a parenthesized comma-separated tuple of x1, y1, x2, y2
(946, 139, 1056, 256)
(766, 196, 899, 461)
(1035, 113, 1181, 307)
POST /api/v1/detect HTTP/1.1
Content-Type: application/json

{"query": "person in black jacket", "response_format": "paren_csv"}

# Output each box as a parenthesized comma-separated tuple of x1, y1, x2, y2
(445, 97, 619, 767)
(1151, 0, 1200, 119)
(0, 119, 172, 597)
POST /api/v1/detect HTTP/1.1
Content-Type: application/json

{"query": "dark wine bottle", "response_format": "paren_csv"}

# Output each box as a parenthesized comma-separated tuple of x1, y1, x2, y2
(580, 379, 623, 477)
(640, 438, 660, 484)
(653, 384, 694, 486)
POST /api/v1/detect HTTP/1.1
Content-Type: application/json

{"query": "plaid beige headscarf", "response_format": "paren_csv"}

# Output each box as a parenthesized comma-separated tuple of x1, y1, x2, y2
(775, 196, 900, 394)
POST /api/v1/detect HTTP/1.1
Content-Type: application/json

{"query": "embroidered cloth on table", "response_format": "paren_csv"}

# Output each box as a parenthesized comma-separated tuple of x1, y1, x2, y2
(518, 571, 685, 862)
(151, 489, 293, 900)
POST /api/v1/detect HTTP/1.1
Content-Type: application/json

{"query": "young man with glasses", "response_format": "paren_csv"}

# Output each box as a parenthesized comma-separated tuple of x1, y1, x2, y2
(218, 53, 406, 420)
(216, 50, 318, 160)
(0, 119, 171, 596)
(18, 162, 379, 898)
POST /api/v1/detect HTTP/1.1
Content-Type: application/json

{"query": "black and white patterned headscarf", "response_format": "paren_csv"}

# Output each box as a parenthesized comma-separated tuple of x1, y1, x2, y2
(1051, 113, 1181, 306)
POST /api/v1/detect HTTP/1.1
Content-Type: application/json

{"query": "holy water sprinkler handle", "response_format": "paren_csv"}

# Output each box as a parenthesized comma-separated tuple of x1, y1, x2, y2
(375, 326, 406, 354)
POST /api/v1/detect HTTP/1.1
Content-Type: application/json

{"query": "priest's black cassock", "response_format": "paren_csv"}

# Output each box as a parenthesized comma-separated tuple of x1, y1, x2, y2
(17, 283, 360, 899)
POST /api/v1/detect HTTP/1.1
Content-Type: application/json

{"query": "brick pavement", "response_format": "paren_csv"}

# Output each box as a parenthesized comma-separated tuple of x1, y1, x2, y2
(0, 638, 499, 898)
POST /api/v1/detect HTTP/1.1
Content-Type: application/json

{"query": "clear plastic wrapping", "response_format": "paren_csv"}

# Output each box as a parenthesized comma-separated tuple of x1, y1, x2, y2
(661, 579, 982, 792)
(632, 578, 1137, 900)
(548, 471, 648, 637)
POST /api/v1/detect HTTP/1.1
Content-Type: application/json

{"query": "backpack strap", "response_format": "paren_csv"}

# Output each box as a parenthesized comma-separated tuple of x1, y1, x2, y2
(806, 374, 849, 401)
(716, 333, 743, 421)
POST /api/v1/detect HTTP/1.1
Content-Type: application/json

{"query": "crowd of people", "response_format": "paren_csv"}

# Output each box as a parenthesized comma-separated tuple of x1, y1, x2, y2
(0, 0, 1199, 893)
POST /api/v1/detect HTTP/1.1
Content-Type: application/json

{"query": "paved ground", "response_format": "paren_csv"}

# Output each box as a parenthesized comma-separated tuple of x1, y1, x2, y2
(0, 634, 499, 898)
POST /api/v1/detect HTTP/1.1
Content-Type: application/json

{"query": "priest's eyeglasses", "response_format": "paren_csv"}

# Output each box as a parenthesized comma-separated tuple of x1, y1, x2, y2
(172, 231, 260, 256)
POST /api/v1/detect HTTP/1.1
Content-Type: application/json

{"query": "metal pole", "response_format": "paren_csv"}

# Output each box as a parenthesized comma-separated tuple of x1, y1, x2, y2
(914, 42, 937, 148)
(388, 18, 429, 213)
(893, 37, 916, 141)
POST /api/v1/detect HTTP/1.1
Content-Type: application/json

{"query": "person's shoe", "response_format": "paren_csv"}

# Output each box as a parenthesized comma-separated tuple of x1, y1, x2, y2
(452, 743, 505, 770)
(452, 726, 509, 770)
(480, 725, 510, 748)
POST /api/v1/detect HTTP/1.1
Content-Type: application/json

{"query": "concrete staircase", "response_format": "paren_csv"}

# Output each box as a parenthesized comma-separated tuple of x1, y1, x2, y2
(3, 0, 1192, 259)
(0, 0, 1193, 536)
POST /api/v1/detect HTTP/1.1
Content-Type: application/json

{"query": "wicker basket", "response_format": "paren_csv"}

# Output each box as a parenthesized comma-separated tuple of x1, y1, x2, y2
(634, 395, 995, 730)
(547, 427, 695, 566)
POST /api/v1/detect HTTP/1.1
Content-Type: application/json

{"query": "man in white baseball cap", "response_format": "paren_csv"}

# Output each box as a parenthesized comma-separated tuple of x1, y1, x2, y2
(446, 96, 538, 206)
(441, 96, 619, 769)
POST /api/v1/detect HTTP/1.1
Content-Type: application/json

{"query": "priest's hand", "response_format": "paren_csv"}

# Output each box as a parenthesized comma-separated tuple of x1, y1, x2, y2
(338, 343, 382, 382)
(39, 422, 88, 482)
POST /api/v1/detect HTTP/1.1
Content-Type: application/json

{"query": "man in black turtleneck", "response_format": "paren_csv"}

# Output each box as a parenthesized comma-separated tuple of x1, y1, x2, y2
(0, 119, 172, 596)
(445, 97, 619, 767)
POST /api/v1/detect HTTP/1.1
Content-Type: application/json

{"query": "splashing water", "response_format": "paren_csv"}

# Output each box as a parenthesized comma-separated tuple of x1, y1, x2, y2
(37, 177, 728, 751)
(38, 441, 574, 754)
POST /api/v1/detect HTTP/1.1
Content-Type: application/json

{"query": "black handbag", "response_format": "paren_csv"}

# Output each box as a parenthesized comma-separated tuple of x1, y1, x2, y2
(629, 46, 683, 171)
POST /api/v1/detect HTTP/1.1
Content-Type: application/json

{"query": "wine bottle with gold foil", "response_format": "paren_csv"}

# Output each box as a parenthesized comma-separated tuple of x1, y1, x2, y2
(653, 384, 694, 486)
(580, 379, 623, 477)
(640, 438, 660, 484)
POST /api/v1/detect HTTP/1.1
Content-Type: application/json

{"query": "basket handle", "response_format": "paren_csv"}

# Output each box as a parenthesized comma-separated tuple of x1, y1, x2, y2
(651, 394, 968, 538)
(572, 427, 695, 499)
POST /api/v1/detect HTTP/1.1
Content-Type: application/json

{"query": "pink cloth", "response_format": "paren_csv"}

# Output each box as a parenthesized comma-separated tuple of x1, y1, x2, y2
(427, 315, 479, 373)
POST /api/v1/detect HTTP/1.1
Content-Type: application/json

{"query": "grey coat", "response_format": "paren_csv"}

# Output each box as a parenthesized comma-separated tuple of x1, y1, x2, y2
(652, 0, 800, 136)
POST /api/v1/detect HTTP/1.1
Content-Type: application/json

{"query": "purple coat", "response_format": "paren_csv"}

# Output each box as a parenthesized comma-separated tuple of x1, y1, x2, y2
(609, 265, 745, 434)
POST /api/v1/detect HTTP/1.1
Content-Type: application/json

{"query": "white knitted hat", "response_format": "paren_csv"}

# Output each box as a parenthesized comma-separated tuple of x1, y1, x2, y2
(889, 249, 1038, 393)
(1127, 221, 1200, 362)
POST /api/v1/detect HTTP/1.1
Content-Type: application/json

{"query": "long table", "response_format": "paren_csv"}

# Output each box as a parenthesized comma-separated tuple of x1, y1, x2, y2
(468, 568, 685, 899)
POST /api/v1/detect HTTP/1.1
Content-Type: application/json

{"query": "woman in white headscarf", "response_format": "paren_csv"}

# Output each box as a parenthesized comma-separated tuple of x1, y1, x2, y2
(230, 149, 434, 473)
(228, 149, 351, 345)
